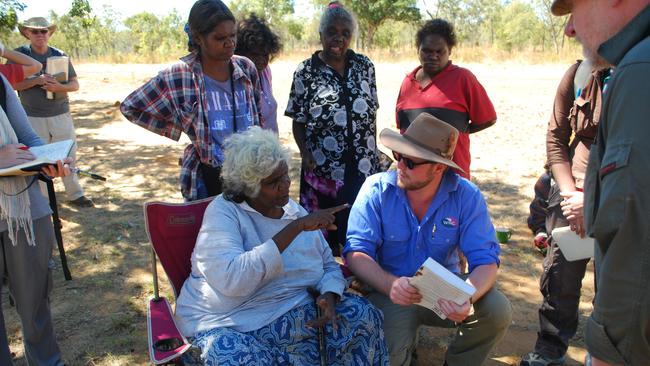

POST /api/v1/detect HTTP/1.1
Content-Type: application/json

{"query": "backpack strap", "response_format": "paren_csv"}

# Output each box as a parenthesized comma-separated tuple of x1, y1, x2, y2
(0, 77, 6, 113)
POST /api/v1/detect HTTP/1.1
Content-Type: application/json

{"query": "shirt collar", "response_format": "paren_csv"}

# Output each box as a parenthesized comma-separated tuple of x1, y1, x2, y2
(230, 55, 249, 81)
(237, 198, 301, 220)
(180, 52, 203, 75)
(599, 5, 650, 66)
(408, 61, 455, 82)
(180, 52, 250, 82)
(311, 49, 357, 70)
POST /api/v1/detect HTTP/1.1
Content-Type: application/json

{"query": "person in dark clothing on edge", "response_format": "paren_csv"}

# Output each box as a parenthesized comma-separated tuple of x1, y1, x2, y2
(550, 0, 650, 365)
(520, 59, 610, 366)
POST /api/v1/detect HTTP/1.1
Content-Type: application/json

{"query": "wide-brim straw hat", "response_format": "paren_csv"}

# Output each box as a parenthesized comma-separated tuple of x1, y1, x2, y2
(550, 0, 571, 16)
(18, 17, 56, 39)
(379, 112, 464, 173)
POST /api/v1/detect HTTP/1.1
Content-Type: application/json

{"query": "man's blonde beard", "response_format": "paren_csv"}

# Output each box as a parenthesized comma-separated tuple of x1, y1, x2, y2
(397, 166, 436, 191)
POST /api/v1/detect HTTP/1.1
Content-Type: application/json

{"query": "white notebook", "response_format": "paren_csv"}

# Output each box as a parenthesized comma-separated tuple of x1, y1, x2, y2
(552, 226, 595, 261)
(409, 257, 476, 319)
(0, 139, 74, 177)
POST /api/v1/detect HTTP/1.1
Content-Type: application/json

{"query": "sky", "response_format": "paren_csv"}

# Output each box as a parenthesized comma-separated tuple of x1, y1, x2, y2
(18, 0, 319, 21)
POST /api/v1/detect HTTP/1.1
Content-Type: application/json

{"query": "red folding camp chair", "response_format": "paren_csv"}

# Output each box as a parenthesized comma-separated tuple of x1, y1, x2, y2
(143, 197, 214, 365)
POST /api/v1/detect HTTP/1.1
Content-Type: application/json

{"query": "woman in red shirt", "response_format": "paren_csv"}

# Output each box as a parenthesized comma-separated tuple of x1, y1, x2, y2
(395, 19, 497, 179)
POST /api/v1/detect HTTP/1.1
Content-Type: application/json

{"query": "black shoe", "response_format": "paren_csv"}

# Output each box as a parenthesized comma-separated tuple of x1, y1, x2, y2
(69, 196, 94, 208)
(520, 352, 566, 366)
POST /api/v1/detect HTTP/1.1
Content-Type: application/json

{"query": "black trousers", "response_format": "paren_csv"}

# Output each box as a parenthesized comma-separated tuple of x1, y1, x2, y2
(534, 183, 591, 359)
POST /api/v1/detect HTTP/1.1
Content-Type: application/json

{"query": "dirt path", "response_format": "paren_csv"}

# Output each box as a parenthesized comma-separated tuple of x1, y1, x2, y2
(2, 60, 594, 365)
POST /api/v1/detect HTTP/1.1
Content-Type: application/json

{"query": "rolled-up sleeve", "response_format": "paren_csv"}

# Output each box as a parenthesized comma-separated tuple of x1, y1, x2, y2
(193, 201, 284, 298)
(284, 65, 308, 124)
(343, 177, 383, 259)
(458, 185, 500, 272)
(546, 63, 578, 167)
(120, 68, 183, 141)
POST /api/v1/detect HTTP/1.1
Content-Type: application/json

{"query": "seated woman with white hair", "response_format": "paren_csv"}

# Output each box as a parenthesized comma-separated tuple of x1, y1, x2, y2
(175, 126, 389, 365)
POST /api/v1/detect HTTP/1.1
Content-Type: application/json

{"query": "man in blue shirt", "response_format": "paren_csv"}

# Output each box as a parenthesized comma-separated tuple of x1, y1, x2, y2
(344, 113, 512, 366)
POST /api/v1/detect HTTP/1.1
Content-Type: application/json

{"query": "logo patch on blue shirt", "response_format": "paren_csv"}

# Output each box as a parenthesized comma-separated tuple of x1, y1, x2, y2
(442, 217, 458, 228)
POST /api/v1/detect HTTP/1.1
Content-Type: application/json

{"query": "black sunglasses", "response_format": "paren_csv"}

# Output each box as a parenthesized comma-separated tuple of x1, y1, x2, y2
(29, 29, 49, 35)
(392, 151, 432, 170)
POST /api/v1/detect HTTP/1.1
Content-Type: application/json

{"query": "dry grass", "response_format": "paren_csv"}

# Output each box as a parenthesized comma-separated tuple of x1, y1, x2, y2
(75, 44, 584, 66)
(1, 58, 594, 365)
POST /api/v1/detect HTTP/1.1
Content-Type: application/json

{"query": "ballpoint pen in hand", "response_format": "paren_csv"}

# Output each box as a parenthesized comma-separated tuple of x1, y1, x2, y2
(71, 167, 106, 181)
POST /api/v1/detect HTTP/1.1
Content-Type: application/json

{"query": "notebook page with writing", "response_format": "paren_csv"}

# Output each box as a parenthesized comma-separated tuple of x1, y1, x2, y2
(409, 257, 476, 319)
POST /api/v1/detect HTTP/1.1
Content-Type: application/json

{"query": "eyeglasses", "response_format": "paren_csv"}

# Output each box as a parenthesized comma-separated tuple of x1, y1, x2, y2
(29, 29, 49, 35)
(392, 151, 432, 170)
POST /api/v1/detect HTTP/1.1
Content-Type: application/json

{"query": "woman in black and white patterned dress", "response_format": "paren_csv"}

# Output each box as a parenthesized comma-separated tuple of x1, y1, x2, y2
(285, 1, 380, 256)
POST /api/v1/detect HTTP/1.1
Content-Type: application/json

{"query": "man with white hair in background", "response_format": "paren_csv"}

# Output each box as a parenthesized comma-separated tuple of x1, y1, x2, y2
(550, 0, 650, 365)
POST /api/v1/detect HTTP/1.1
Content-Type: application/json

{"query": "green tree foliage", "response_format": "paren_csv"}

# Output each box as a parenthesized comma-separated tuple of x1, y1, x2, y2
(373, 19, 418, 49)
(229, 0, 294, 24)
(424, 0, 502, 46)
(0, 0, 25, 38)
(314, 0, 420, 48)
(59, 0, 96, 58)
(0, 0, 578, 62)
(496, 1, 544, 51)
(534, 0, 568, 53)
(347, 0, 420, 48)
(124, 11, 185, 60)
(419, 0, 572, 54)
(228, 0, 297, 52)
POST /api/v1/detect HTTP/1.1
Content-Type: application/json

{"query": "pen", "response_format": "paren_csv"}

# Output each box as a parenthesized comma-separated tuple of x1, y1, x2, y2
(71, 167, 106, 181)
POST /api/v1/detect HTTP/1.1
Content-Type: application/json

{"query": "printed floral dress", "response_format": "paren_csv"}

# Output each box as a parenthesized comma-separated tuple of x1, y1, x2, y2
(285, 50, 380, 254)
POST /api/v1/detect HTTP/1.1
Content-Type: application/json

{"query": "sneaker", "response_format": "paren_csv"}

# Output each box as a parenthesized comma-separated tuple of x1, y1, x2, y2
(520, 352, 566, 366)
(534, 232, 549, 256)
(68, 196, 94, 208)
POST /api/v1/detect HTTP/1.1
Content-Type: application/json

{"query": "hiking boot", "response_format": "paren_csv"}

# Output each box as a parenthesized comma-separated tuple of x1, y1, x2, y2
(69, 195, 94, 208)
(520, 352, 566, 366)
(534, 232, 549, 256)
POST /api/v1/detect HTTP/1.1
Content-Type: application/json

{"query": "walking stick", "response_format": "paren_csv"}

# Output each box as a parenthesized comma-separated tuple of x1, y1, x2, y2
(308, 288, 327, 366)
(38, 174, 72, 280)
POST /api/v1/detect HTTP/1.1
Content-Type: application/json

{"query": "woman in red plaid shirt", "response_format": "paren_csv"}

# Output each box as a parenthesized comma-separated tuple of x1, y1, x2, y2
(121, 0, 263, 201)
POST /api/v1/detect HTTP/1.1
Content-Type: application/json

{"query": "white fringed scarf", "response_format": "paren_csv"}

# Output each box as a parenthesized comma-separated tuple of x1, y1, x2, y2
(0, 106, 35, 246)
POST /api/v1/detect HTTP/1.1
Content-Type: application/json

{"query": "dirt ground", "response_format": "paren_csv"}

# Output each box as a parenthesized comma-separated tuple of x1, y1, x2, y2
(2, 59, 595, 365)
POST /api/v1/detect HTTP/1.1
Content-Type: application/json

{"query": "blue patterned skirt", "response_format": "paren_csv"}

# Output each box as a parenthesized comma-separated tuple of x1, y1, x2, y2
(181, 294, 388, 365)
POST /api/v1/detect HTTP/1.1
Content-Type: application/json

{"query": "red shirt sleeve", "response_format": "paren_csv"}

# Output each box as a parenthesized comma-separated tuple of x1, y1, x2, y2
(395, 77, 409, 131)
(0, 64, 25, 87)
(463, 70, 496, 125)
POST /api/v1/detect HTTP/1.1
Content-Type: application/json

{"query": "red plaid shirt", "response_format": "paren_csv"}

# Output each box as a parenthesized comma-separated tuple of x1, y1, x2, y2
(120, 52, 262, 200)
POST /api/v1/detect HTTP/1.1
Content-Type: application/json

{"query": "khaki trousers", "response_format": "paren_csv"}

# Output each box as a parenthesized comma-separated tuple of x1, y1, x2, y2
(368, 286, 512, 366)
(28, 113, 84, 200)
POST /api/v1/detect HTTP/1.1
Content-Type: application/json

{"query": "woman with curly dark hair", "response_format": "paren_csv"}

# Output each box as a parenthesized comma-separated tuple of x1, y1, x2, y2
(235, 14, 282, 133)
(395, 18, 497, 180)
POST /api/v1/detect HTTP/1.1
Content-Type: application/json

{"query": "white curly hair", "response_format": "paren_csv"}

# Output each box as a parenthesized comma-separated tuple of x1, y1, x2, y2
(221, 127, 290, 201)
